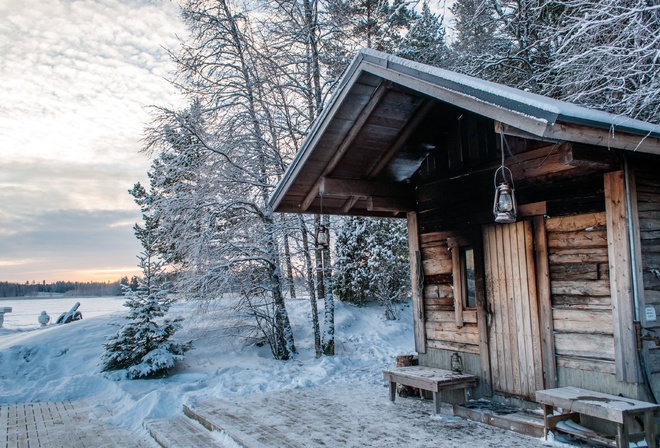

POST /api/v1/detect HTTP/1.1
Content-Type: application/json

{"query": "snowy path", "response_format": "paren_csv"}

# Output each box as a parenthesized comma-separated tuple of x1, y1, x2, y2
(185, 379, 547, 448)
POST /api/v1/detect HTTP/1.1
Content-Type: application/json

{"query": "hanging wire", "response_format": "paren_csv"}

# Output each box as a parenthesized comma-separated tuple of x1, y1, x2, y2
(495, 131, 514, 187)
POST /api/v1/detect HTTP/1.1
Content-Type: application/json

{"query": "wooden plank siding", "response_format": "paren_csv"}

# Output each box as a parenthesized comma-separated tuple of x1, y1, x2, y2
(419, 229, 480, 355)
(634, 164, 660, 374)
(546, 212, 618, 376)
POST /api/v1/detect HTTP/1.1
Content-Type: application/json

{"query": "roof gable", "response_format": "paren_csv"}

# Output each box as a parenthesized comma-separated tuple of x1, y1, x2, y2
(270, 49, 660, 216)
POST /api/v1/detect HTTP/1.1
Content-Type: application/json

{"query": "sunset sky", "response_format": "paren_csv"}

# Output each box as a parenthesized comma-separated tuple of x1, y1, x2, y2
(0, 0, 185, 283)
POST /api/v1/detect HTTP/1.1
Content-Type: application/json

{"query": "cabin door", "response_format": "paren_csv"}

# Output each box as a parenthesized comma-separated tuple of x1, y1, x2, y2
(483, 220, 545, 399)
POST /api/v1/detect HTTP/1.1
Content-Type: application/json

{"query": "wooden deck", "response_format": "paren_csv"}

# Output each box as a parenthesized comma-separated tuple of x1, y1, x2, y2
(1, 401, 157, 448)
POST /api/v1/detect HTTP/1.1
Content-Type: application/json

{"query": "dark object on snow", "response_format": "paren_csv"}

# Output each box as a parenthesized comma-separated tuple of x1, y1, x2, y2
(56, 302, 83, 324)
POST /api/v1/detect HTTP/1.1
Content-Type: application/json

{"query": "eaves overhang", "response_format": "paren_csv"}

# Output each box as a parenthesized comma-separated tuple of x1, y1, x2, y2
(269, 49, 660, 216)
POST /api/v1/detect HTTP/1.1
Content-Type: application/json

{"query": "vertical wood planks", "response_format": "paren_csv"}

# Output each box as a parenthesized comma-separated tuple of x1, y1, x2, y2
(472, 225, 493, 396)
(534, 215, 557, 389)
(604, 170, 643, 383)
(484, 221, 545, 398)
(408, 211, 426, 354)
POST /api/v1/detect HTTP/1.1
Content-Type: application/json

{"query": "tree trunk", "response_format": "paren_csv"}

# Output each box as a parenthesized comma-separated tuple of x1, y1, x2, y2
(300, 215, 322, 358)
(281, 216, 297, 299)
(321, 215, 334, 356)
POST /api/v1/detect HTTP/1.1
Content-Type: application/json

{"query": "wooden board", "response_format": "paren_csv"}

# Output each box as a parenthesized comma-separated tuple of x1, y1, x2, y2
(546, 212, 607, 232)
(604, 170, 642, 383)
(536, 386, 660, 424)
(554, 333, 615, 360)
(407, 212, 426, 354)
(552, 309, 613, 335)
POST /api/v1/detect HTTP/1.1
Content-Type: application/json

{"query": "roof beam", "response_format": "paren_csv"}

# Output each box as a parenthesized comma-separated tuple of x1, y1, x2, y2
(549, 121, 660, 155)
(320, 177, 414, 199)
(367, 196, 415, 213)
(341, 99, 435, 213)
(559, 143, 618, 170)
(300, 81, 391, 211)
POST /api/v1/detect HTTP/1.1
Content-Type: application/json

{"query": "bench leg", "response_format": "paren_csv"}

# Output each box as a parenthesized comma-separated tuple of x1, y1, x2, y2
(617, 420, 629, 448)
(432, 392, 442, 414)
(543, 404, 553, 440)
(645, 411, 656, 448)
(389, 381, 396, 402)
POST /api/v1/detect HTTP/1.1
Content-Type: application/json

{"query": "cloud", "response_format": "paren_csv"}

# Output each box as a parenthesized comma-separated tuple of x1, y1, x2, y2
(0, 0, 186, 281)
(0, 0, 185, 165)
(0, 209, 143, 283)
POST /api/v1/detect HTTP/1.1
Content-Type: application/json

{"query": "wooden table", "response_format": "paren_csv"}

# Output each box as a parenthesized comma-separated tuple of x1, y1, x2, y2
(383, 366, 477, 414)
(536, 386, 659, 448)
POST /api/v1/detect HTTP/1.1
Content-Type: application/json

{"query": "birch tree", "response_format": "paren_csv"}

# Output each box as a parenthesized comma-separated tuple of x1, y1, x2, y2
(143, 0, 297, 360)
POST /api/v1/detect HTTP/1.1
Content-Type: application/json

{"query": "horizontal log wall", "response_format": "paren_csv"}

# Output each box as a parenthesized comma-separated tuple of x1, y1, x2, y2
(546, 212, 616, 374)
(636, 167, 660, 373)
(420, 230, 480, 355)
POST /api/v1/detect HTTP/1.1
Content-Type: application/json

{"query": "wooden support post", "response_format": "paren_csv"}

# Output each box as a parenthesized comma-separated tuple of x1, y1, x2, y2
(533, 216, 557, 389)
(407, 212, 426, 354)
(604, 170, 643, 383)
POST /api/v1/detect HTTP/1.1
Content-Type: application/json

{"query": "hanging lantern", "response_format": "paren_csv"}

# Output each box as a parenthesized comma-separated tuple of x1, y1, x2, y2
(316, 224, 329, 249)
(493, 166, 517, 224)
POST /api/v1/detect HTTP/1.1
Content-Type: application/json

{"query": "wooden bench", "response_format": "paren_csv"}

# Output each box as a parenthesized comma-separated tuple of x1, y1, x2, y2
(383, 366, 477, 414)
(536, 386, 659, 448)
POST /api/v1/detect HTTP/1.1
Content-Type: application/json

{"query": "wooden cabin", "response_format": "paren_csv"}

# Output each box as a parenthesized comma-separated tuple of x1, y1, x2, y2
(270, 49, 660, 406)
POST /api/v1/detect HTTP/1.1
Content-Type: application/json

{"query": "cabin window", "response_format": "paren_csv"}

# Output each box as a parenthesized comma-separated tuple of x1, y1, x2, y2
(448, 235, 475, 328)
(461, 247, 476, 309)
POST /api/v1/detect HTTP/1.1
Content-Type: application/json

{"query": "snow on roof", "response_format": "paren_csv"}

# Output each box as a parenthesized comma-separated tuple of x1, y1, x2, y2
(357, 48, 660, 140)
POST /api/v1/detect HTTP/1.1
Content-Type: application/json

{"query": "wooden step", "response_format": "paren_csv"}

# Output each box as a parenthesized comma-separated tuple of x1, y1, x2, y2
(184, 402, 298, 448)
(453, 400, 545, 438)
(144, 416, 224, 448)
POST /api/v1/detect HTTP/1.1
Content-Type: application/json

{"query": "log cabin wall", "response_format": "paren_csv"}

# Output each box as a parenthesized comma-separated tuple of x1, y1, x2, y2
(547, 212, 614, 374)
(632, 159, 660, 401)
(413, 112, 651, 400)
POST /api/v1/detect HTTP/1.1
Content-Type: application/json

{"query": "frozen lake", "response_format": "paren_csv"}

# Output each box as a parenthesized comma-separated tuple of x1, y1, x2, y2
(0, 296, 127, 331)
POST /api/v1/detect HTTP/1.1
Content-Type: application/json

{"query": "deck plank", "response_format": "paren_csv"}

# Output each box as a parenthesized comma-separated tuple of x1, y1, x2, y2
(1, 401, 157, 448)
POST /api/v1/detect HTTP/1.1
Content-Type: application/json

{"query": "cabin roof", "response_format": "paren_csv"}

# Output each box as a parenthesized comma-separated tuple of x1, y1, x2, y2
(270, 48, 660, 217)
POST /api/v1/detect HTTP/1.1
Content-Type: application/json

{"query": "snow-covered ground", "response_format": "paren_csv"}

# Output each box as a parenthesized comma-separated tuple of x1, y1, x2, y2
(0, 296, 566, 447)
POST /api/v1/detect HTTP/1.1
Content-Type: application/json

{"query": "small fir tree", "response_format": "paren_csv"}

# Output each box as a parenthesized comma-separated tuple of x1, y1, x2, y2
(102, 186, 191, 378)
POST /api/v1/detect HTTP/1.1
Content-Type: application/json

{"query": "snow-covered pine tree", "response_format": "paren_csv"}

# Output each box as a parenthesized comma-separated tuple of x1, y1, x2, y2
(397, 1, 450, 67)
(101, 184, 191, 379)
(450, 0, 554, 92)
(333, 216, 409, 318)
(365, 218, 409, 320)
(333, 217, 371, 306)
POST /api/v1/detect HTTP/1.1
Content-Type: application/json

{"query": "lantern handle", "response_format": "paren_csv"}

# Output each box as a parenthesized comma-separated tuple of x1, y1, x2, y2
(493, 165, 514, 188)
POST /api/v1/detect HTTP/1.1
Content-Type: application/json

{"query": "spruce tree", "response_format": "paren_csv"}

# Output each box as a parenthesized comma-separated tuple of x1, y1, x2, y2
(333, 217, 409, 318)
(102, 185, 191, 379)
(397, 1, 449, 67)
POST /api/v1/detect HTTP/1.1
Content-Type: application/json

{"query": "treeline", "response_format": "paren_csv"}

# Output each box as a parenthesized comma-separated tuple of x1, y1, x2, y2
(0, 277, 140, 298)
